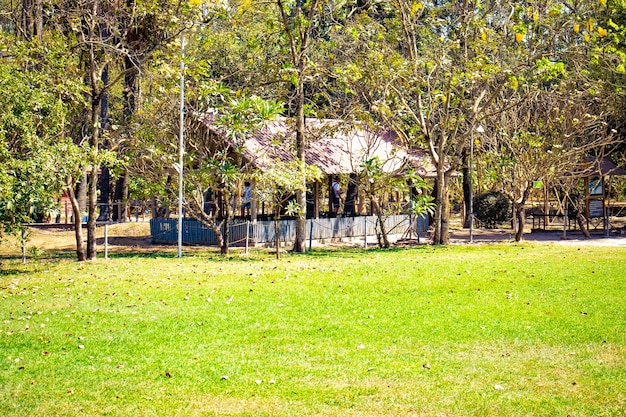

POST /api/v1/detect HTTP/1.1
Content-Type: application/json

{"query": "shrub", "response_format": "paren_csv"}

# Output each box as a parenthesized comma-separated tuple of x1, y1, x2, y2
(473, 191, 511, 228)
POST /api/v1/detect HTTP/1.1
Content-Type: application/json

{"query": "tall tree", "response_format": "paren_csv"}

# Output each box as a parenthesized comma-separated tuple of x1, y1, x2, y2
(477, 0, 626, 240)
(0, 32, 86, 244)
(481, 88, 616, 241)
(273, 0, 322, 252)
(50, 0, 195, 259)
(333, 0, 626, 244)
(335, 1, 508, 244)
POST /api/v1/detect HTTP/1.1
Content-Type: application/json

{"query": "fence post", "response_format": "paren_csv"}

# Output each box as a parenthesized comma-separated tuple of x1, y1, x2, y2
(309, 220, 314, 251)
(245, 221, 250, 255)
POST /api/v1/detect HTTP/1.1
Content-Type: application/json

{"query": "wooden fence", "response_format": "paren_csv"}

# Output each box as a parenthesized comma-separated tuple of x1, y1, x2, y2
(150, 214, 429, 247)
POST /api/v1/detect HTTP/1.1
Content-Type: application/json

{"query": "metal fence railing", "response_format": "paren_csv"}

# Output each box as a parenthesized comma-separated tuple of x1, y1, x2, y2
(150, 214, 429, 247)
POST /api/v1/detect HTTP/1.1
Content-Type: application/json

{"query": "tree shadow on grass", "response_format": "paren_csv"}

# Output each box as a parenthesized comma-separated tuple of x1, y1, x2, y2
(0, 267, 26, 276)
(2, 238, 443, 265)
(297, 244, 439, 259)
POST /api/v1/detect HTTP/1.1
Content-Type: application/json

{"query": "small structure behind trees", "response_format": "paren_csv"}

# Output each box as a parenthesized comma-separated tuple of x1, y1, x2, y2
(149, 116, 437, 250)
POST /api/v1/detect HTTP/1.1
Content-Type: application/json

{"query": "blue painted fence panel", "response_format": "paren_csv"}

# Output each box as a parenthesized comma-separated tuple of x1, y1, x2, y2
(150, 214, 429, 246)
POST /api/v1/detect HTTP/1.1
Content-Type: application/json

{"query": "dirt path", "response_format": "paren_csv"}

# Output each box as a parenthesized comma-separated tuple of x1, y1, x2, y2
(448, 228, 626, 247)
(3, 222, 626, 260)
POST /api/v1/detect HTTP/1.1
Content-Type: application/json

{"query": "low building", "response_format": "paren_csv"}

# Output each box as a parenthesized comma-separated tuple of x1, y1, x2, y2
(194, 115, 437, 220)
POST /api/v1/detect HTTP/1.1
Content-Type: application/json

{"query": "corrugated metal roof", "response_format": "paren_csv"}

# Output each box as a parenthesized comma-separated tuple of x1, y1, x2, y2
(199, 115, 437, 177)
(580, 157, 626, 177)
(598, 157, 626, 176)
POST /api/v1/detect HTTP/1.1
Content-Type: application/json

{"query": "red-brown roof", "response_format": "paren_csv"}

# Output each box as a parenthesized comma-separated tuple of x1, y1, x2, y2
(200, 115, 437, 177)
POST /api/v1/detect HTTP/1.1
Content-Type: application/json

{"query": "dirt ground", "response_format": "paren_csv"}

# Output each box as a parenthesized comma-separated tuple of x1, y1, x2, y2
(447, 227, 626, 247)
(2, 219, 626, 259)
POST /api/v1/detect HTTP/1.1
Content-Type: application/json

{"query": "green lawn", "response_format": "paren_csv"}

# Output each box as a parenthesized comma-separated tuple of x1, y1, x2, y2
(1, 244, 625, 416)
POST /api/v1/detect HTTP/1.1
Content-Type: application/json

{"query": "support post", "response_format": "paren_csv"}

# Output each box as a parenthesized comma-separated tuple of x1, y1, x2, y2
(245, 221, 250, 255)
(177, 32, 185, 259)
(469, 132, 474, 243)
(309, 220, 314, 251)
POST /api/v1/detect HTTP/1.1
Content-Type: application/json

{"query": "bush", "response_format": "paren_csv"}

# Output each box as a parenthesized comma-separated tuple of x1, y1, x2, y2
(473, 191, 511, 228)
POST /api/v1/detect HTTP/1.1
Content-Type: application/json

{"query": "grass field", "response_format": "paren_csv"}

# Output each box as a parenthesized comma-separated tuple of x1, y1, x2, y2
(1, 230, 625, 416)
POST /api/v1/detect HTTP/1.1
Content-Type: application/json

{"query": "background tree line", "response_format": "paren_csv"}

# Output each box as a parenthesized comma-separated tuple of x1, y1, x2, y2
(1, 0, 625, 259)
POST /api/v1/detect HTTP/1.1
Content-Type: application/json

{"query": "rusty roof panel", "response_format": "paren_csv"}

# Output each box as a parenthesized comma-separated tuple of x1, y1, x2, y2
(199, 116, 437, 177)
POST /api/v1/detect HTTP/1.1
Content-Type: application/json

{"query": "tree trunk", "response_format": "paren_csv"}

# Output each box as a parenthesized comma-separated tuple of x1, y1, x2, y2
(575, 196, 591, 238)
(97, 65, 110, 221)
(116, 55, 138, 223)
(186, 194, 226, 250)
(123, 56, 138, 120)
(151, 196, 158, 219)
(213, 220, 225, 252)
(376, 211, 389, 248)
(34, 0, 42, 42)
(274, 215, 281, 260)
(77, 174, 87, 214)
(113, 172, 129, 222)
(462, 148, 471, 228)
(220, 190, 230, 256)
(441, 184, 450, 244)
(86, 162, 98, 260)
(514, 204, 525, 242)
(66, 176, 86, 262)
(98, 155, 111, 221)
(432, 164, 450, 244)
(86, 91, 101, 261)
(293, 77, 307, 253)
(371, 199, 389, 248)
(20, 0, 32, 40)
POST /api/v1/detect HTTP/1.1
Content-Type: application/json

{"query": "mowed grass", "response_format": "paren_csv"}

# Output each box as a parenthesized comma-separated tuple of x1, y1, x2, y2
(0, 243, 625, 416)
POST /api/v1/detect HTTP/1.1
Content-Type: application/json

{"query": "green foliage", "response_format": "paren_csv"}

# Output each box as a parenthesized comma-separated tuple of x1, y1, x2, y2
(254, 159, 322, 217)
(0, 35, 86, 238)
(535, 57, 567, 81)
(359, 156, 433, 216)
